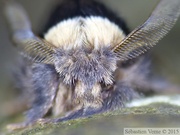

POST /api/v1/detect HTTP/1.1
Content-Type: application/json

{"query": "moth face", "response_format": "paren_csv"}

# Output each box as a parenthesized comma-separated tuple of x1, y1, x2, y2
(53, 48, 117, 108)
(54, 48, 117, 84)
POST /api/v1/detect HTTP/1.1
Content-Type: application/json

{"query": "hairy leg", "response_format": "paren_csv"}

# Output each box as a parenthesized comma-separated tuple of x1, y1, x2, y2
(7, 64, 59, 130)
(133, 75, 180, 94)
(119, 56, 180, 95)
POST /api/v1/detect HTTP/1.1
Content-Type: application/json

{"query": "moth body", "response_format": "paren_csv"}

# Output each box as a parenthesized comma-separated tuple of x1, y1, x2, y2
(3, 0, 180, 129)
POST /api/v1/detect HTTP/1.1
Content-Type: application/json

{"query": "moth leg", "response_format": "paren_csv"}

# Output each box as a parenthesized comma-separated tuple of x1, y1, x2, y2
(37, 107, 100, 125)
(132, 58, 180, 94)
(133, 75, 180, 94)
(7, 64, 59, 130)
(119, 56, 180, 94)
(36, 107, 84, 125)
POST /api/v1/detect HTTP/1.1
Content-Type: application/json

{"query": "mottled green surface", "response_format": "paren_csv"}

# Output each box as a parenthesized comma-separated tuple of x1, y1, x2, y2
(0, 102, 180, 135)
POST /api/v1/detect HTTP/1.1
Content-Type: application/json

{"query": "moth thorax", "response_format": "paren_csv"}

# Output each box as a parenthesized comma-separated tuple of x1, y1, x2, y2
(45, 16, 125, 50)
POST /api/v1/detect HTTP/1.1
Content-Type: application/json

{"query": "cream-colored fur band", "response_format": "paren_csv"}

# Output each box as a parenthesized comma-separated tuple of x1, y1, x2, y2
(45, 16, 125, 50)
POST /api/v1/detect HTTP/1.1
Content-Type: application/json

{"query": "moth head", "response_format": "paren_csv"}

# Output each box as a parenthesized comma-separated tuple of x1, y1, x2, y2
(53, 48, 117, 85)
(51, 47, 117, 108)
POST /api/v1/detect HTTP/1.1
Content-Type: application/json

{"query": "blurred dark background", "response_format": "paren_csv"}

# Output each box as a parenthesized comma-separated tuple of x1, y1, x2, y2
(0, 0, 179, 118)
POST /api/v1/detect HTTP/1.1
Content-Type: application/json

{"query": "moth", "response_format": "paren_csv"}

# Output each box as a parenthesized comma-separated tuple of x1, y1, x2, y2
(3, 0, 180, 130)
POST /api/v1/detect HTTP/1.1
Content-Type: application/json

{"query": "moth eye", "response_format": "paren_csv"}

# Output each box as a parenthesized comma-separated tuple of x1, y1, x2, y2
(101, 83, 114, 91)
